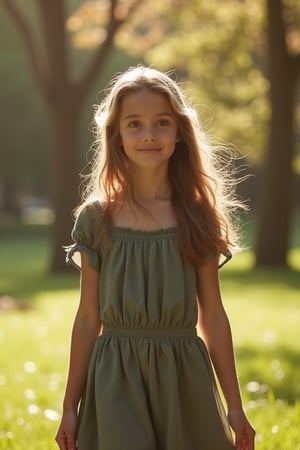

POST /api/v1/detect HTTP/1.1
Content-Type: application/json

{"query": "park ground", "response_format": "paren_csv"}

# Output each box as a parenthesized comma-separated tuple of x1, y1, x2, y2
(0, 214, 299, 450)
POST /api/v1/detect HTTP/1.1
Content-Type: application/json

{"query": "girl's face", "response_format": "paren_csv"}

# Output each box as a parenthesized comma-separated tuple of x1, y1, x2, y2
(119, 88, 179, 171)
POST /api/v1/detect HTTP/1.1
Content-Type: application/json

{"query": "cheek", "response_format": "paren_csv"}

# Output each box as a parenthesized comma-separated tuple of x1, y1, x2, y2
(122, 129, 139, 142)
(119, 128, 128, 144)
(119, 132, 136, 150)
(170, 130, 180, 143)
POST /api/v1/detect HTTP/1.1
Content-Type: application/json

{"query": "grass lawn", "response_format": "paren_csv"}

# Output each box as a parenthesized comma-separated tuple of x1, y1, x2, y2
(0, 218, 299, 450)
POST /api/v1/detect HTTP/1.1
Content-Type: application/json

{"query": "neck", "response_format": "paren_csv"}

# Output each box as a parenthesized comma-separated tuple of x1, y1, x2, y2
(128, 166, 171, 203)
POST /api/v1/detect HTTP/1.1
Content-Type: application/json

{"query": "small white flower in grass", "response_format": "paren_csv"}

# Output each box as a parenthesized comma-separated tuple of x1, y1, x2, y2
(24, 389, 35, 400)
(272, 425, 279, 434)
(271, 360, 285, 380)
(255, 433, 264, 442)
(44, 409, 60, 421)
(262, 330, 276, 344)
(246, 381, 260, 393)
(24, 361, 37, 373)
(16, 417, 25, 426)
(275, 369, 285, 380)
(28, 404, 40, 415)
(6, 431, 14, 439)
(48, 372, 61, 391)
(259, 384, 268, 393)
(247, 400, 258, 409)
(271, 359, 280, 370)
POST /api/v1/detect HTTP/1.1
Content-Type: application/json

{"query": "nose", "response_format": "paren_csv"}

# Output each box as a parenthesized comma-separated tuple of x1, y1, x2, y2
(143, 127, 156, 142)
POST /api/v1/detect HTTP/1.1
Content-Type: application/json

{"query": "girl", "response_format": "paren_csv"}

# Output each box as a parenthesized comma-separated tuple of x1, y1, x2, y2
(56, 66, 255, 450)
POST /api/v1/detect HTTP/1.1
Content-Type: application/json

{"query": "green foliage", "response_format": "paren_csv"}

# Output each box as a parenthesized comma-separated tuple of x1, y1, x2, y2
(115, 0, 300, 168)
(66, 0, 271, 163)
(0, 0, 143, 202)
(143, 0, 270, 163)
(0, 222, 300, 449)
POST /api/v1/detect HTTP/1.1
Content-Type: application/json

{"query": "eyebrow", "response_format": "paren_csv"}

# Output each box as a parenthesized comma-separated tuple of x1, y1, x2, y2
(123, 112, 174, 120)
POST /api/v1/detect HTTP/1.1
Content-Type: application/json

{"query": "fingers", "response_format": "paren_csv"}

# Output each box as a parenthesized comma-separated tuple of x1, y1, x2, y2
(55, 411, 78, 450)
(235, 427, 255, 450)
(55, 432, 77, 450)
(55, 432, 68, 450)
(228, 409, 255, 450)
(67, 436, 78, 450)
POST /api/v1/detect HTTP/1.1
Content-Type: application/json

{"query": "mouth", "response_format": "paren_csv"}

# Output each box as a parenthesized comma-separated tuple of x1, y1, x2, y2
(138, 148, 161, 153)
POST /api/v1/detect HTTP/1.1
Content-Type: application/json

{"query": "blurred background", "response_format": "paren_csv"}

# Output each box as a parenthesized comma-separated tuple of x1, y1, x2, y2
(0, 0, 299, 271)
(0, 1, 299, 449)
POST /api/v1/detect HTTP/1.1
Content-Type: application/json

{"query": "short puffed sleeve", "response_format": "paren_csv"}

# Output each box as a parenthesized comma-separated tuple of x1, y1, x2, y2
(64, 205, 101, 271)
(204, 249, 232, 269)
(219, 249, 232, 269)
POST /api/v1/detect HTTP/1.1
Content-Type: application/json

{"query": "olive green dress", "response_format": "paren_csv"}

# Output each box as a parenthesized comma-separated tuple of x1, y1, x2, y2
(65, 204, 235, 450)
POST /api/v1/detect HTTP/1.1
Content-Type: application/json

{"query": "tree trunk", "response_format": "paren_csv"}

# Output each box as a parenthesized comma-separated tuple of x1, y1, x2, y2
(3, 0, 144, 272)
(46, 89, 82, 272)
(255, 0, 297, 267)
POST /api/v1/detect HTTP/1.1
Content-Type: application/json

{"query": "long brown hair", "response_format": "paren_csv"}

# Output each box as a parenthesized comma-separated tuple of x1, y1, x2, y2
(76, 66, 245, 267)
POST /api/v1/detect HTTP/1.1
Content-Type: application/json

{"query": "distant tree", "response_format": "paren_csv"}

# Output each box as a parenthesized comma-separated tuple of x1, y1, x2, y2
(5, 0, 299, 269)
(0, 11, 49, 215)
(3, 0, 142, 271)
(116, 0, 269, 163)
(255, 0, 300, 267)
(116, 0, 300, 268)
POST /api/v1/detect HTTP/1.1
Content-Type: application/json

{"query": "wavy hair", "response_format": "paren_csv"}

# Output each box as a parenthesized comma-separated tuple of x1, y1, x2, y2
(76, 66, 245, 267)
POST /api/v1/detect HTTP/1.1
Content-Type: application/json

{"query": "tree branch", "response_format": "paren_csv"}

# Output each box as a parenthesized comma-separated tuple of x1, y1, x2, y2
(3, 0, 46, 88)
(35, 0, 68, 83)
(267, 0, 289, 66)
(126, 0, 143, 18)
(77, 0, 142, 100)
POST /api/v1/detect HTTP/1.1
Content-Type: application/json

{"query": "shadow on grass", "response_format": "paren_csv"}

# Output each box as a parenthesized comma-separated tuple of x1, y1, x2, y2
(0, 271, 79, 307)
(223, 267, 300, 290)
(0, 223, 79, 300)
(236, 344, 300, 406)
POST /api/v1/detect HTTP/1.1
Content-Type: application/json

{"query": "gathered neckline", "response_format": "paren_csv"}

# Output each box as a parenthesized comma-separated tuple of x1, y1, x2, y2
(110, 226, 177, 238)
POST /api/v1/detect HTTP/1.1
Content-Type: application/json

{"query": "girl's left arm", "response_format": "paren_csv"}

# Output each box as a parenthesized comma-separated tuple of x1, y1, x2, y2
(196, 258, 255, 450)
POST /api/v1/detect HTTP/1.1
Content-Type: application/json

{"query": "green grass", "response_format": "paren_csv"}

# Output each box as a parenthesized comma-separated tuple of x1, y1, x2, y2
(0, 222, 300, 449)
(221, 256, 300, 449)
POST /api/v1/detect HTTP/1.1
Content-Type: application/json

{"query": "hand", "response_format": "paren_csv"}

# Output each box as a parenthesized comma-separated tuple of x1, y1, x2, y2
(55, 410, 78, 450)
(228, 408, 255, 450)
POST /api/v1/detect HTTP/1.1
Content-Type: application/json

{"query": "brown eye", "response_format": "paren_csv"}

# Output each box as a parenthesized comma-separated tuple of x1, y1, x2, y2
(128, 121, 141, 128)
(156, 119, 169, 127)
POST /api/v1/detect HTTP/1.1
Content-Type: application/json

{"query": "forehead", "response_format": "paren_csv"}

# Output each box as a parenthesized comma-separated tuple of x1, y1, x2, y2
(119, 88, 175, 117)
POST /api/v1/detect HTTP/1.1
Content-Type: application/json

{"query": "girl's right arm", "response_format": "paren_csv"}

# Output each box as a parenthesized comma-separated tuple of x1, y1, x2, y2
(55, 252, 102, 450)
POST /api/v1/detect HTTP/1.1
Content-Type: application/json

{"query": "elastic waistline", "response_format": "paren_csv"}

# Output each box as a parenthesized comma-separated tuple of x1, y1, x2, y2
(102, 326, 197, 338)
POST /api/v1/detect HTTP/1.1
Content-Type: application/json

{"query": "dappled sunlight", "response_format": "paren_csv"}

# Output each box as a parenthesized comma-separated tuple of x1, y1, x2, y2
(0, 293, 79, 449)
(24, 361, 37, 374)
(217, 253, 300, 448)
(1, 281, 299, 449)
(236, 345, 300, 405)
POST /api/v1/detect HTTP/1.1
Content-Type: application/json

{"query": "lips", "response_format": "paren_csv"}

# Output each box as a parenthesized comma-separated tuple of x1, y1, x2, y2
(138, 148, 161, 152)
